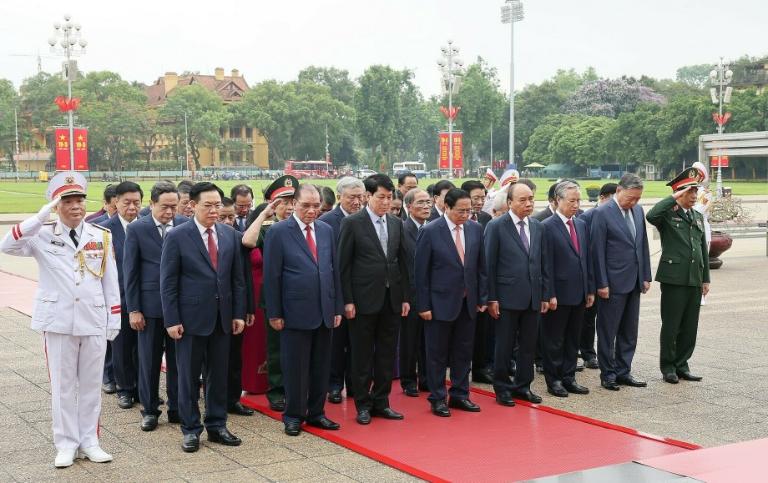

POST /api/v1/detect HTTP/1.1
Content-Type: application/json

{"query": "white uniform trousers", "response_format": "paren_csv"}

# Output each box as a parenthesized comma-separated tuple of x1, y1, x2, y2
(44, 332, 106, 450)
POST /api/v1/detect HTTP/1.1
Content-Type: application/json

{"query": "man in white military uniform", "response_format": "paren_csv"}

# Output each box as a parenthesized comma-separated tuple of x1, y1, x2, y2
(0, 172, 121, 468)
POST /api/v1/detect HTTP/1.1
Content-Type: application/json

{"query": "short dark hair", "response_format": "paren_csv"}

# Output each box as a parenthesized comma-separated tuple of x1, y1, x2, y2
(398, 172, 417, 186)
(320, 186, 335, 206)
(150, 181, 178, 202)
(103, 184, 117, 202)
(230, 184, 254, 200)
(517, 178, 537, 193)
(425, 184, 435, 197)
(177, 179, 194, 195)
(115, 181, 143, 200)
(600, 182, 618, 197)
(444, 188, 470, 209)
(460, 180, 485, 194)
(392, 189, 403, 201)
(363, 174, 395, 195)
(547, 183, 559, 202)
(432, 180, 455, 198)
(190, 182, 224, 202)
(221, 196, 234, 207)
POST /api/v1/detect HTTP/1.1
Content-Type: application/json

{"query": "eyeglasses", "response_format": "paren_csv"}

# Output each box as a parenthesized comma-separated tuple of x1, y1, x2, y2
(471, 196, 487, 202)
(412, 200, 432, 207)
(202, 203, 223, 211)
(234, 203, 251, 210)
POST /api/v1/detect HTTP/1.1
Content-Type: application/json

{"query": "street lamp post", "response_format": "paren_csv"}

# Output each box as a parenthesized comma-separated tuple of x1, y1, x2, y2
(501, 0, 524, 168)
(48, 14, 87, 172)
(438, 40, 464, 180)
(709, 57, 733, 199)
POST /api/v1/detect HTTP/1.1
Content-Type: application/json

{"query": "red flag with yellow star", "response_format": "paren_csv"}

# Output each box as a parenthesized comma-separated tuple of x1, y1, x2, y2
(54, 128, 89, 171)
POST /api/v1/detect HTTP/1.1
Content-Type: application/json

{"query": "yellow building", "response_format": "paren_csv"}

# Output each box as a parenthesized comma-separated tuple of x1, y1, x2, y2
(145, 68, 269, 169)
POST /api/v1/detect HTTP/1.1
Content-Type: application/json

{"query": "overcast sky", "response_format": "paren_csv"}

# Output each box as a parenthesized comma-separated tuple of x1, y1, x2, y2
(0, 0, 764, 97)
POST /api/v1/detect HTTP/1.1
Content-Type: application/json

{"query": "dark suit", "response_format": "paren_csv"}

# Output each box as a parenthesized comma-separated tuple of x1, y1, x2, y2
(532, 206, 553, 222)
(470, 210, 493, 378)
(227, 230, 255, 408)
(399, 216, 426, 391)
(234, 211, 252, 233)
(541, 215, 594, 387)
(264, 216, 343, 424)
(100, 215, 138, 399)
(415, 217, 487, 402)
(160, 220, 246, 436)
(92, 211, 113, 384)
(577, 207, 599, 361)
(427, 206, 443, 222)
(590, 199, 651, 383)
(124, 214, 188, 418)
(85, 209, 107, 222)
(338, 208, 410, 412)
(319, 206, 353, 396)
(485, 213, 550, 395)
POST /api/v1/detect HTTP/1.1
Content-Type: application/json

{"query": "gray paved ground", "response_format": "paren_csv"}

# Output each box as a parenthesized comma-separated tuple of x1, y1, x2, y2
(0, 198, 766, 481)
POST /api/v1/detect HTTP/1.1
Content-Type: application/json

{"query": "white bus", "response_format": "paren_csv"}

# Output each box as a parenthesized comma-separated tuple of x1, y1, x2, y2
(392, 161, 428, 179)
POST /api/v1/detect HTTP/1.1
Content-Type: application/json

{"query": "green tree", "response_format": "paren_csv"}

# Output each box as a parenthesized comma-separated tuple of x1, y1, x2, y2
(655, 94, 712, 176)
(18, 72, 68, 148)
(355, 65, 406, 169)
(675, 63, 713, 88)
(522, 114, 579, 164)
(548, 115, 615, 168)
(604, 103, 662, 166)
(298, 66, 357, 106)
(0, 80, 20, 170)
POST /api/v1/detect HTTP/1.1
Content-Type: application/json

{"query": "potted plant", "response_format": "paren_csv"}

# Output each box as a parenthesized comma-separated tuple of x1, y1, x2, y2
(586, 185, 600, 202)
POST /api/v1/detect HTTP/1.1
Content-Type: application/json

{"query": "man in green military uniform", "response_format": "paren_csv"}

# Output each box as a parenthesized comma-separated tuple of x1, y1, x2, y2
(243, 175, 297, 411)
(646, 166, 710, 384)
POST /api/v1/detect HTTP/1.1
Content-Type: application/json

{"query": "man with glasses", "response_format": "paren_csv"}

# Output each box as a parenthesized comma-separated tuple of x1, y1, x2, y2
(230, 184, 254, 232)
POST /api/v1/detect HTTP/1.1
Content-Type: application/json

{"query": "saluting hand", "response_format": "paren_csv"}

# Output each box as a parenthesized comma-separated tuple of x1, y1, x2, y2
(167, 324, 184, 340)
(269, 318, 285, 331)
(232, 319, 245, 335)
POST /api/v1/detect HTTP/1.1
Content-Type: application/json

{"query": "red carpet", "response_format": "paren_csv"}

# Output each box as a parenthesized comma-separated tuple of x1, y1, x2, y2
(242, 387, 696, 482)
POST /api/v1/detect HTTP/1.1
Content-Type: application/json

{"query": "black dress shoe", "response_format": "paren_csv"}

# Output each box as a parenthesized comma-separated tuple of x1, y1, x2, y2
(284, 421, 301, 436)
(227, 402, 254, 416)
(102, 382, 116, 394)
(141, 414, 158, 432)
(117, 394, 134, 409)
(584, 358, 599, 369)
(403, 386, 419, 397)
(356, 409, 371, 425)
(547, 382, 569, 398)
(563, 381, 590, 395)
(495, 393, 516, 407)
(514, 389, 542, 404)
(677, 371, 703, 382)
(617, 375, 647, 387)
(371, 407, 404, 420)
(418, 383, 429, 392)
(601, 380, 620, 391)
(268, 399, 286, 412)
(431, 400, 451, 417)
(327, 389, 342, 404)
(168, 411, 181, 424)
(306, 416, 340, 430)
(576, 361, 585, 372)
(663, 373, 679, 384)
(448, 398, 481, 412)
(181, 434, 199, 453)
(472, 372, 494, 384)
(207, 428, 242, 446)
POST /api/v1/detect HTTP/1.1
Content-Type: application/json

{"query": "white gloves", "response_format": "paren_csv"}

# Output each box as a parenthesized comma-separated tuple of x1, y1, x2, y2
(106, 329, 120, 341)
(37, 197, 61, 223)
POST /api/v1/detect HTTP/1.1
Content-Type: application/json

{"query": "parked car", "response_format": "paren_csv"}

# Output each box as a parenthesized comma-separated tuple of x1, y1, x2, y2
(356, 168, 377, 179)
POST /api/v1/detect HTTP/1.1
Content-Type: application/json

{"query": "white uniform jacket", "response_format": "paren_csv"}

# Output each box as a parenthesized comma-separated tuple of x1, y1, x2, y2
(1, 215, 121, 336)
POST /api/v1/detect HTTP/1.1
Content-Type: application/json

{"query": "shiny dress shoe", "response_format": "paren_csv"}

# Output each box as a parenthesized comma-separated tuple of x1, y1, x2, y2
(181, 434, 200, 453)
(663, 373, 679, 384)
(78, 445, 113, 463)
(327, 389, 343, 404)
(306, 416, 340, 430)
(356, 409, 371, 425)
(284, 421, 301, 436)
(167, 411, 181, 424)
(372, 407, 404, 420)
(207, 428, 242, 446)
(141, 414, 159, 432)
(54, 448, 77, 468)
(617, 375, 647, 387)
(601, 380, 620, 391)
(431, 400, 451, 417)
(472, 371, 494, 384)
(227, 402, 254, 416)
(403, 386, 419, 397)
(584, 358, 599, 369)
(677, 371, 703, 382)
(101, 382, 116, 394)
(514, 389, 543, 404)
(449, 398, 481, 412)
(576, 360, 585, 372)
(563, 381, 590, 395)
(117, 394, 134, 409)
(495, 393, 516, 407)
(268, 399, 286, 412)
(547, 382, 569, 398)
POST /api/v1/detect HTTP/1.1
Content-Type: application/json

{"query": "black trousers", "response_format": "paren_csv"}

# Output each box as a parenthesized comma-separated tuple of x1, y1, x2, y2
(424, 301, 475, 402)
(137, 317, 178, 417)
(348, 299, 400, 412)
(541, 304, 585, 386)
(494, 308, 537, 394)
(175, 322, 230, 436)
(329, 317, 353, 394)
(113, 311, 138, 397)
(580, 303, 598, 360)
(280, 325, 332, 424)
(399, 309, 425, 390)
(227, 333, 244, 407)
(472, 311, 491, 375)
(102, 342, 114, 384)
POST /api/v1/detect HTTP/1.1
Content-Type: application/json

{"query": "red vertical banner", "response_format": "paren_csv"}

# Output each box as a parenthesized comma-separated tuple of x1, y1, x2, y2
(54, 128, 89, 171)
(439, 132, 449, 169)
(710, 155, 729, 168)
(452, 132, 463, 169)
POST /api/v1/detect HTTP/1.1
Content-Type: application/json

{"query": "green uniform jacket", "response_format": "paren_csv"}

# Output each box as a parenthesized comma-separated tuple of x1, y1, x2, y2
(646, 195, 710, 287)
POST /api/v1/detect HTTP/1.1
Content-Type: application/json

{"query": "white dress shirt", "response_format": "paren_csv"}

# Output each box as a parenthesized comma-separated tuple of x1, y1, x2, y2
(508, 211, 530, 241)
(444, 216, 465, 251)
(194, 218, 217, 249)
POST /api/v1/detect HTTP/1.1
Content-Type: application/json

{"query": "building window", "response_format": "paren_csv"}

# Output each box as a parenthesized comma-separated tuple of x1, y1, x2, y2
(229, 126, 241, 139)
(246, 150, 254, 163)
(246, 127, 253, 142)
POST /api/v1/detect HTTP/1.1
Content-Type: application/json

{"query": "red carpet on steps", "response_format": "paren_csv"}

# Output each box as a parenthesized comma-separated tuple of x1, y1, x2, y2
(241, 387, 696, 482)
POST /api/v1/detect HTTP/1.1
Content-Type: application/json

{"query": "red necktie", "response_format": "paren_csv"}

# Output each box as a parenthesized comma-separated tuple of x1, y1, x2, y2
(566, 218, 580, 254)
(205, 228, 218, 270)
(305, 225, 317, 261)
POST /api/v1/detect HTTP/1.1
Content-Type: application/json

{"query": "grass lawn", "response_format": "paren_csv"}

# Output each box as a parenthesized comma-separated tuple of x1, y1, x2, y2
(0, 177, 765, 214)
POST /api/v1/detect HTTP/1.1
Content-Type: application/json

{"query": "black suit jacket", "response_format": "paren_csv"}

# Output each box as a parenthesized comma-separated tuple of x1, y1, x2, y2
(532, 206, 553, 221)
(428, 207, 443, 222)
(338, 209, 410, 315)
(318, 205, 346, 241)
(401, 216, 421, 302)
(474, 211, 492, 228)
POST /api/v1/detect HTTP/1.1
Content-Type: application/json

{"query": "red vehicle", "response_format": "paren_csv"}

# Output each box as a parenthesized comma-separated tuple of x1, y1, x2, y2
(284, 160, 335, 179)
